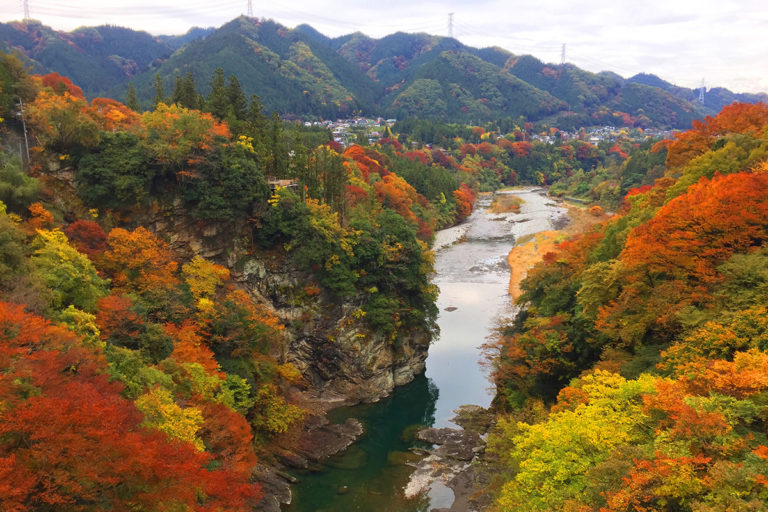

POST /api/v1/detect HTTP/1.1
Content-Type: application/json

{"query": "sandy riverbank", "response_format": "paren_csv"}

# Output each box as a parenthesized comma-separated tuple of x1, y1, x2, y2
(507, 201, 608, 301)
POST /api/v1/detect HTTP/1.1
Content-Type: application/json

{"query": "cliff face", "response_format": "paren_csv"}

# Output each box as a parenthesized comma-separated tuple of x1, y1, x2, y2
(147, 202, 430, 404)
(46, 158, 430, 404)
(238, 255, 430, 403)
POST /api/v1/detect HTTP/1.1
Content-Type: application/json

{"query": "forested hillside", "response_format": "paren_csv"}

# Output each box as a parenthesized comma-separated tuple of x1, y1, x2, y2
(485, 102, 768, 511)
(2, 17, 766, 127)
(0, 54, 480, 509)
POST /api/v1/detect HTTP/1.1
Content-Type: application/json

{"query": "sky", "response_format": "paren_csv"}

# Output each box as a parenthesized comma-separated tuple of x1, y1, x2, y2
(2, 0, 767, 94)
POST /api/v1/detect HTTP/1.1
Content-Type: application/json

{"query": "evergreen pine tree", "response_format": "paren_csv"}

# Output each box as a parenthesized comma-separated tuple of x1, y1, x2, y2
(247, 95, 268, 132)
(152, 74, 165, 108)
(206, 68, 228, 119)
(172, 72, 198, 110)
(267, 111, 288, 178)
(126, 83, 139, 111)
(226, 75, 248, 121)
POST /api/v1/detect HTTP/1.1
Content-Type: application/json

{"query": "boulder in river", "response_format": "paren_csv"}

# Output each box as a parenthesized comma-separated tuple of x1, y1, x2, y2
(417, 427, 482, 462)
(294, 417, 364, 461)
(405, 406, 496, 510)
(252, 464, 293, 512)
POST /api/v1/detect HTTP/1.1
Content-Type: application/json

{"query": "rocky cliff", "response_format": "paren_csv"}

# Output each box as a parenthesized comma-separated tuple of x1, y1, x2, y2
(140, 196, 431, 405)
(44, 157, 431, 404)
(236, 252, 430, 404)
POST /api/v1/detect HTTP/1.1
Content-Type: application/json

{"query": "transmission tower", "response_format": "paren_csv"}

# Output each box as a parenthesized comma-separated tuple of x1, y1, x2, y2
(247, 0, 253, 17)
(23, 0, 30, 20)
(560, 43, 566, 65)
(448, 12, 454, 38)
(698, 78, 706, 104)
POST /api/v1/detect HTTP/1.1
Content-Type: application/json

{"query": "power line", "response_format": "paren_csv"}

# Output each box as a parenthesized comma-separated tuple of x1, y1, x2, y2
(247, 0, 253, 17)
(23, 0, 30, 20)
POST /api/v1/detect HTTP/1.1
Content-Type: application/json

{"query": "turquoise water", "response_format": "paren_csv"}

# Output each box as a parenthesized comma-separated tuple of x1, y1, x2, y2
(285, 374, 438, 512)
(285, 189, 567, 511)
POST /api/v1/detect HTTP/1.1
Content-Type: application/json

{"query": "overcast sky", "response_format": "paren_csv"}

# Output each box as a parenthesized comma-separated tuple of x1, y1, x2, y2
(3, 0, 767, 94)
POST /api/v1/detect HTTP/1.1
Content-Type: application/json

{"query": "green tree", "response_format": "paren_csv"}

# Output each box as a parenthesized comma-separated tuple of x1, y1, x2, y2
(206, 68, 228, 119)
(226, 74, 248, 120)
(152, 73, 165, 108)
(0, 52, 39, 122)
(247, 94, 268, 132)
(172, 72, 199, 110)
(182, 140, 269, 220)
(125, 82, 139, 111)
(0, 150, 39, 212)
(76, 131, 154, 208)
(266, 111, 289, 177)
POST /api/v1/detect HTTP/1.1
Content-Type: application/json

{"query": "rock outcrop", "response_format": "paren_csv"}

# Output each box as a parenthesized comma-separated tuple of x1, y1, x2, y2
(405, 406, 496, 512)
(145, 206, 431, 404)
(237, 251, 430, 404)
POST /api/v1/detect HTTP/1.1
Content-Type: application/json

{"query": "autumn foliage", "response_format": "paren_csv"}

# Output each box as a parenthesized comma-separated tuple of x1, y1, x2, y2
(488, 102, 768, 511)
(0, 67, 480, 510)
(0, 302, 261, 511)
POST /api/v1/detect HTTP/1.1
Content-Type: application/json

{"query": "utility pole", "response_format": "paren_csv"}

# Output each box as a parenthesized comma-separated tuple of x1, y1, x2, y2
(17, 98, 30, 168)
(699, 78, 706, 104)
(561, 43, 566, 65)
(23, 0, 30, 20)
(448, 12, 454, 38)
(247, 0, 253, 17)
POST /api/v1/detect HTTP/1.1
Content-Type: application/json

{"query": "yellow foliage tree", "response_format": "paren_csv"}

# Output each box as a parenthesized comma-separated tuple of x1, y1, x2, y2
(182, 255, 230, 303)
(135, 387, 205, 451)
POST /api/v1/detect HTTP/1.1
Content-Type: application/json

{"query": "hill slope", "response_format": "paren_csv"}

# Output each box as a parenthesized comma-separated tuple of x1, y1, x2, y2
(2, 17, 766, 127)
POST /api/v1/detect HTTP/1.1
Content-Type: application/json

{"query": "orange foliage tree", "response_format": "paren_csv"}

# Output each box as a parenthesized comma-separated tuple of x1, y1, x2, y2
(598, 171, 768, 345)
(63, 219, 107, 258)
(89, 97, 142, 132)
(452, 183, 475, 222)
(0, 301, 261, 511)
(141, 103, 230, 173)
(374, 174, 420, 223)
(99, 227, 182, 318)
(26, 90, 100, 151)
(40, 72, 84, 98)
(663, 102, 768, 169)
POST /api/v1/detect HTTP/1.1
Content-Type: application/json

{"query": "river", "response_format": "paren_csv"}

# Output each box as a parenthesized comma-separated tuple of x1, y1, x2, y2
(284, 188, 568, 512)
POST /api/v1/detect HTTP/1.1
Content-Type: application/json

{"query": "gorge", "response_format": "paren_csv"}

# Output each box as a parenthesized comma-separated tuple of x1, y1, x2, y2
(282, 188, 568, 511)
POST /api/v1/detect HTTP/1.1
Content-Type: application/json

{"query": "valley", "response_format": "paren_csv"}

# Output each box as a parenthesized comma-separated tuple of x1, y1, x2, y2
(1, 13, 768, 510)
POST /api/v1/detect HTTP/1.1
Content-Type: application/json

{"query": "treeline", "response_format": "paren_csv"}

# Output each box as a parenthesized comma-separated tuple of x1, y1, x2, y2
(484, 102, 768, 510)
(389, 120, 651, 208)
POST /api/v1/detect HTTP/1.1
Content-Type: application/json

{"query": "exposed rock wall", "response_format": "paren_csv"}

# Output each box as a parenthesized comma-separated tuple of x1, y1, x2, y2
(43, 156, 432, 405)
(147, 207, 430, 404)
(236, 254, 430, 404)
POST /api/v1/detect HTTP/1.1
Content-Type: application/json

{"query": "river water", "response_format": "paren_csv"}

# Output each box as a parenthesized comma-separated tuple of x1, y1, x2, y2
(285, 188, 567, 512)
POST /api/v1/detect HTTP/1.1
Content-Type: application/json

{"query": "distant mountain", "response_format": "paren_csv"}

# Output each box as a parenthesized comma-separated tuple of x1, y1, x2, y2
(628, 73, 768, 113)
(120, 17, 378, 118)
(1, 17, 765, 128)
(0, 20, 180, 94)
(157, 26, 216, 50)
(386, 51, 566, 121)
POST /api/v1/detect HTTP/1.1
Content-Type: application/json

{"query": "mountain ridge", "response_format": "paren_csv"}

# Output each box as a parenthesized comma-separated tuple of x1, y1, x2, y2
(2, 16, 765, 128)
